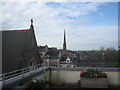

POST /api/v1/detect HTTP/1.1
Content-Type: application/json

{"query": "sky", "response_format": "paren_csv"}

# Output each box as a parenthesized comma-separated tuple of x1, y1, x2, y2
(0, 1, 118, 50)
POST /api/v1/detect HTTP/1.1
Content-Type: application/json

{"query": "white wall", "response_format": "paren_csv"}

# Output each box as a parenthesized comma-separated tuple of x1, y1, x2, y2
(50, 70, 120, 87)
(105, 72, 119, 86)
(51, 71, 79, 84)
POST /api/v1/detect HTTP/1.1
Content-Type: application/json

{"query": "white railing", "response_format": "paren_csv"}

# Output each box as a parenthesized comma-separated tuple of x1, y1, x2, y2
(0, 64, 42, 82)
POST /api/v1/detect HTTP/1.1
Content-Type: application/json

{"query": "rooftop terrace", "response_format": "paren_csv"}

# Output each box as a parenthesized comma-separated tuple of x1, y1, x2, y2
(0, 64, 120, 89)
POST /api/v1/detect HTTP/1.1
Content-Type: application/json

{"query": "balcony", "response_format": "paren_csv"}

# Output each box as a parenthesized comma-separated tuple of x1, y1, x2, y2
(0, 65, 120, 89)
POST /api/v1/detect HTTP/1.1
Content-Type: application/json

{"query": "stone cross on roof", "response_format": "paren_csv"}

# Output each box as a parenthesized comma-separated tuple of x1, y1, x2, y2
(31, 19, 33, 25)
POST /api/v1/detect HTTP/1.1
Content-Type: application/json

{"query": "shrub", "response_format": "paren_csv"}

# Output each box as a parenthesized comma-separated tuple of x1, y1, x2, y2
(27, 78, 47, 89)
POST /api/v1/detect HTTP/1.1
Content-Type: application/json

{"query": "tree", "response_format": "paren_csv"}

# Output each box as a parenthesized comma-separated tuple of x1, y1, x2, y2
(104, 47, 118, 63)
(100, 46, 105, 51)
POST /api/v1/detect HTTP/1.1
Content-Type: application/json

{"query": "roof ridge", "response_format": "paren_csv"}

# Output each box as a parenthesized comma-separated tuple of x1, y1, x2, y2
(0, 29, 31, 32)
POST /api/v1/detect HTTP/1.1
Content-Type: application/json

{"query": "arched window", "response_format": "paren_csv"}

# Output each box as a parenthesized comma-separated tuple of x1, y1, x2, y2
(29, 58, 36, 71)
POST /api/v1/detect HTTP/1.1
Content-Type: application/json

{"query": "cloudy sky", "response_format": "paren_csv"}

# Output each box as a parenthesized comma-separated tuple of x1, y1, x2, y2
(1, 1, 118, 50)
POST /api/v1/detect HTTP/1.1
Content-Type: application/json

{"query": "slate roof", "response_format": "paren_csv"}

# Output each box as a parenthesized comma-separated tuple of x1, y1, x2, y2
(46, 48, 59, 59)
(1, 23, 42, 73)
(38, 46, 46, 52)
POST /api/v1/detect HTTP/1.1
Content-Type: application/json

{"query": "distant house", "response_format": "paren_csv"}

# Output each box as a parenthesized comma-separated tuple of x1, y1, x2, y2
(38, 45, 48, 59)
(1, 19, 42, 73)
(38, 45, 60, 67)
(60, 57, 76, 67)
(45, 47, 60, 67)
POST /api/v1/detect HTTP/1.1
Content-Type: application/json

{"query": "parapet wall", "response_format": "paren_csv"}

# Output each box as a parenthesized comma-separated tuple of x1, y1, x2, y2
(50, 67, 120, 87)
(2, 67, 119, 88)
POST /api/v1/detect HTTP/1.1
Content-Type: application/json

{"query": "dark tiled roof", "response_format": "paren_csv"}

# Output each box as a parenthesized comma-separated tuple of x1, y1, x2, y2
(2, 28, 41, 73)
(38, 46, 46, 52)
(46, 48, 59, 58)
(0, 29, 30, 32)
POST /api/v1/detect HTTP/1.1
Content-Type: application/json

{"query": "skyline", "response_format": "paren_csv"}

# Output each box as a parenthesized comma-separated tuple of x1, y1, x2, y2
(1, 2, 118, 50)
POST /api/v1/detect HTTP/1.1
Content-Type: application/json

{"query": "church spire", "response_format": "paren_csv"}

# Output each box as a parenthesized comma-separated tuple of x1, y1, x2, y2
(63, 29, 67, 52)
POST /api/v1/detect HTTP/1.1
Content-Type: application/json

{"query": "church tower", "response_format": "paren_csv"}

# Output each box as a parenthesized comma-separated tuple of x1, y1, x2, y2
(63, 29, 67, 53)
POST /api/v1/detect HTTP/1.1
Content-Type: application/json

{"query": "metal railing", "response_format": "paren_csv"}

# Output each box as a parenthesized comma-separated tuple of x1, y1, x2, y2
(0, 63, 120, 88)
(78, 63, 120, 67)
(0, 64, 50, 88)
(1, 63, 119, 82)
(0, 64, 43, 82)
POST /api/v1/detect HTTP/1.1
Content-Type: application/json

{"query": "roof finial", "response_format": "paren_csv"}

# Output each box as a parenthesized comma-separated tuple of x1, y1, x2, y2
(30, 19, 34, 29)
(31, 19, 33, 25)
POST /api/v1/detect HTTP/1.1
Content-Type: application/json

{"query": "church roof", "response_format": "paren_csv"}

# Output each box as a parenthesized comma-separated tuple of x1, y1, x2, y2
(0, 29, 30, 32)
(1, 20, 41, 73)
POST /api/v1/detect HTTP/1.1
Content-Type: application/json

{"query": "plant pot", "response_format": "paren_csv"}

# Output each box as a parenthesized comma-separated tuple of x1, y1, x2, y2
(81, 78, 108, 88)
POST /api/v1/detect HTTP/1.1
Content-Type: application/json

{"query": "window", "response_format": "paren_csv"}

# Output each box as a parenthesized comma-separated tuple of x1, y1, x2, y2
(29, 59, 36, 71)
(41, 53, 42, 56)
